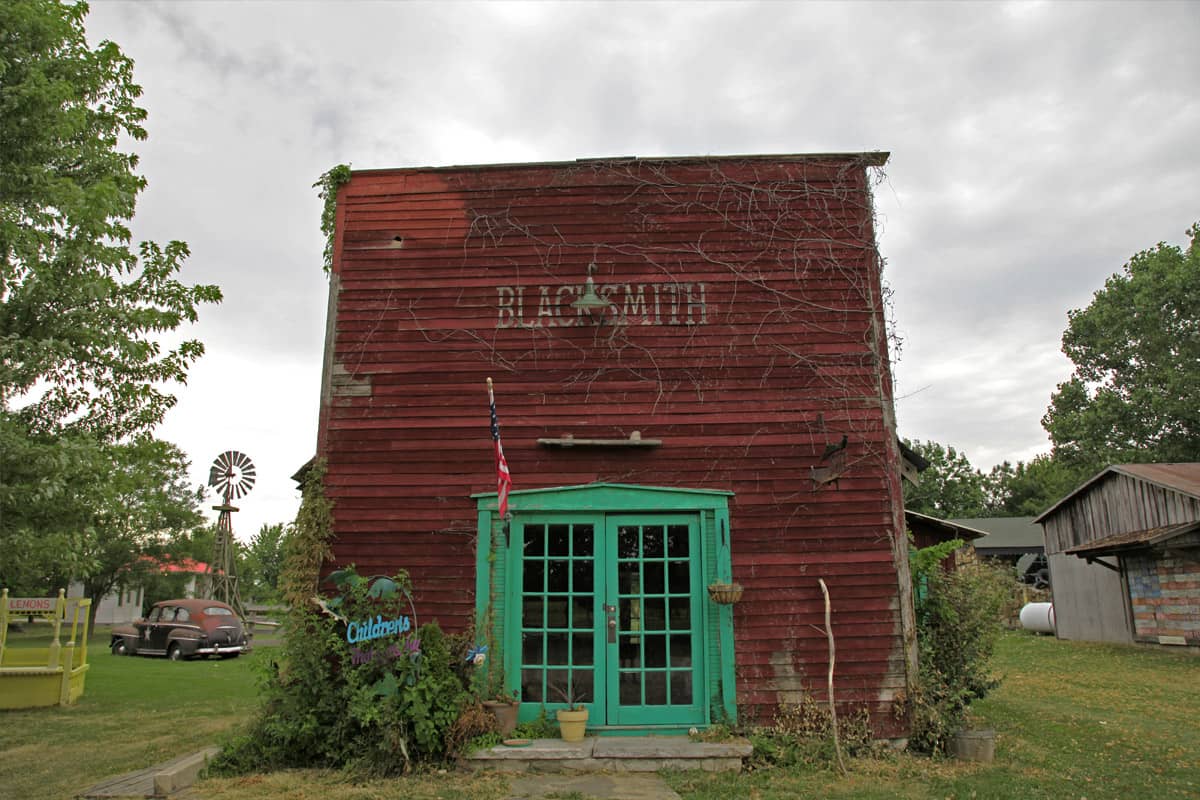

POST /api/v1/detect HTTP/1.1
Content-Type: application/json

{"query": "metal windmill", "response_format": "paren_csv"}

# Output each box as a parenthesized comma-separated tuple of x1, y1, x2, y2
(205, 450, 255, 618)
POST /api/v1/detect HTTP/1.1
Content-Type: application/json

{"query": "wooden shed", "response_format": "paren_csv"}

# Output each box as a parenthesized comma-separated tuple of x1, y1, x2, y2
(1036, 463, 1200, 647)
(313, 153, 916, 736)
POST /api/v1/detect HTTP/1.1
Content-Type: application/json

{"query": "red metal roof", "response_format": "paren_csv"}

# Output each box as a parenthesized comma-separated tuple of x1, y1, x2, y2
(136, 555, 208, 574)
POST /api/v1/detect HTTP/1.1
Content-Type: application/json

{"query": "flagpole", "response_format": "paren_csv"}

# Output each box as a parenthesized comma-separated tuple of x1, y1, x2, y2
(487, 377, 513, 531)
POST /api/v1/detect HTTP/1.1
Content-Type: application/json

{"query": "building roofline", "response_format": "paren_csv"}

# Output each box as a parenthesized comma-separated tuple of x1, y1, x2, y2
(1034, 463, 1200, 523)
(350, 151, 890, 178)
(904, 510, 989, 541)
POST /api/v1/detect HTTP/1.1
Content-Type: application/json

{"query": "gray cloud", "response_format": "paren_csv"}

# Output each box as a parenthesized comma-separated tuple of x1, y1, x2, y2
(80, 0, 1200, 534)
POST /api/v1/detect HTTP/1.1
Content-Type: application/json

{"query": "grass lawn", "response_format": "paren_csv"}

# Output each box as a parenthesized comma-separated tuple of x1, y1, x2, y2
(0, 626, 262, 800)
(2, 627, 1196, 799)
(664, 631, 1200, 800)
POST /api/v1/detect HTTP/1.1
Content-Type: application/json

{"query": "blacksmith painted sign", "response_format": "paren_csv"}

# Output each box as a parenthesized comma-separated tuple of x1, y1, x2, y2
(496, 282, 709, 328)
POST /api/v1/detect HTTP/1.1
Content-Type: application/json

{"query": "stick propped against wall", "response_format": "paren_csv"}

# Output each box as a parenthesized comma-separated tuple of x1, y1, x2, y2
(819, 578, 847, 775)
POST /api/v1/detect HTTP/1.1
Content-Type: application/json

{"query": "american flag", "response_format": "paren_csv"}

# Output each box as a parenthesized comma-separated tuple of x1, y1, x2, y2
(487, 378, 512, 518)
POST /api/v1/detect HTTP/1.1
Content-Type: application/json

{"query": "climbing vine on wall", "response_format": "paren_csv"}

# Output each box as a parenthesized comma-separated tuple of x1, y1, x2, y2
(315, 164, 352, 274)
(280, 459, 333, 608)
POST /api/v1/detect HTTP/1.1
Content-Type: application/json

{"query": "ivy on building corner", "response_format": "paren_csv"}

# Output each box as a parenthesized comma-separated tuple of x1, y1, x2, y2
(314, 164, 352, 274)
(280, 459, 334, 609)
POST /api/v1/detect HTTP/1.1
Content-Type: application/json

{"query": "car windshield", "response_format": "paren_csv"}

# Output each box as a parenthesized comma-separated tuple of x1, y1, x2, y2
(205, 607, 235, 616)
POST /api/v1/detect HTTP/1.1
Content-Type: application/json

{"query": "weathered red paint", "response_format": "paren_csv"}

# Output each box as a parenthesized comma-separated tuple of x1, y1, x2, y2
(314, 154, 913, 736)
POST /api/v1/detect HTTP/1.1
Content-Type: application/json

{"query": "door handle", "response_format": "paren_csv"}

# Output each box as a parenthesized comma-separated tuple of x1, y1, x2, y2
(604, 604, 617, 643)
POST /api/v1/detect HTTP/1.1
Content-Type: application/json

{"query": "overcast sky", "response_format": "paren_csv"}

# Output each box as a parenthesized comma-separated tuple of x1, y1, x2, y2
(82, 0, 1199, 538)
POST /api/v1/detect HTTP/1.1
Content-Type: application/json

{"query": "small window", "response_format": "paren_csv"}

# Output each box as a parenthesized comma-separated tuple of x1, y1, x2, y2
(175, 608, 191, 622)
(147, 607, 162, 623)
(205, 606, 235, 616)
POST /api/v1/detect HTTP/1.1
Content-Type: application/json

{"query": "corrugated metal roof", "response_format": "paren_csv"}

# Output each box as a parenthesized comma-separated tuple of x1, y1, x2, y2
(1064, 520, 1200, 557)
(1034, 463, 1200, 523)
(949, 516, 1042, 550)
(1113, 463, 1200, 497)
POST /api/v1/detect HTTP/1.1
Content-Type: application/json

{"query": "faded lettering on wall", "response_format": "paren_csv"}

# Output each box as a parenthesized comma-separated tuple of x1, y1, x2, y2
(496, 283, 709, 329)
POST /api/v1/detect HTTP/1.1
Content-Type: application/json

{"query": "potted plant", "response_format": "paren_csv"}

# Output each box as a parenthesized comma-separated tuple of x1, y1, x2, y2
(482, 689, 520, 735)
(467, 642, 520, 735)
(552, 682, 589, 742)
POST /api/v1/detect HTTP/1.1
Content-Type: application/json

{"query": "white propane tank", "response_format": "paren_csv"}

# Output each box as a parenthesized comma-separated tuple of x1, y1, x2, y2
(1020, 602, 1055, 634)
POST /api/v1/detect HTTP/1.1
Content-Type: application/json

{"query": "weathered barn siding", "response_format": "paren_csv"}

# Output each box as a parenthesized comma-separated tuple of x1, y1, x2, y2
(1038, 465, 1200, 646)
(315, 155, 912, 733)
(1042, 471, 1200, 556)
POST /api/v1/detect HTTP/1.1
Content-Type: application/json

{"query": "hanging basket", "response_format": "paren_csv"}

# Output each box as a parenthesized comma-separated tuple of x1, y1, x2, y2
(707, 582, 744, 605)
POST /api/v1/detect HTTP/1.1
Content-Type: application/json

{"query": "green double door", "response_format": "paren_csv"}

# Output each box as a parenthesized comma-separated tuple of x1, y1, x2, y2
(513, 514, 705, 728)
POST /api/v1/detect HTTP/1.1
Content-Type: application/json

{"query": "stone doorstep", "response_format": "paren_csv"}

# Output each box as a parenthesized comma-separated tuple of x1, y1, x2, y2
(464, 737, 752, 773)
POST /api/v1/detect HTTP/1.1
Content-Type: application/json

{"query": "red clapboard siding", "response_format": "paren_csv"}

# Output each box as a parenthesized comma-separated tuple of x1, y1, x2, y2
(314, 154, 912, 734)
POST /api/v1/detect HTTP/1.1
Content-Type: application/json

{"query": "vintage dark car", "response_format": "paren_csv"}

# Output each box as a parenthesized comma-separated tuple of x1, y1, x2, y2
(111, 599, 251, 660)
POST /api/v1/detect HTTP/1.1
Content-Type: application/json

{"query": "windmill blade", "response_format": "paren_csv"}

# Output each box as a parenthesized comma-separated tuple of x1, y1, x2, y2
(209, 450, 257, 500)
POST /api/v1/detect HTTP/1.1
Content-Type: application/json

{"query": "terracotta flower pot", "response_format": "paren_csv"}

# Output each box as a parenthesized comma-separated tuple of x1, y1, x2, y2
(483, 700, 519, 735)
(556, 707, 589, 742)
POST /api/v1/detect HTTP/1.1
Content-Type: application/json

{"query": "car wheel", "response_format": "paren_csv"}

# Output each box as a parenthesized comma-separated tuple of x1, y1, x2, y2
(111, 640, 128, 656)
(167, 644, 183, 662)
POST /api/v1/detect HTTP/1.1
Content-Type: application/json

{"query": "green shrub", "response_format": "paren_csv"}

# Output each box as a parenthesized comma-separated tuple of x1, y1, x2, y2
(908, 558, 1010, 753)
(211, 565, 470, 776)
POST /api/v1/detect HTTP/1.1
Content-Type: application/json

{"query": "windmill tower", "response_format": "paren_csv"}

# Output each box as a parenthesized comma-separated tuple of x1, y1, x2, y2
(206, 450, 255, 618)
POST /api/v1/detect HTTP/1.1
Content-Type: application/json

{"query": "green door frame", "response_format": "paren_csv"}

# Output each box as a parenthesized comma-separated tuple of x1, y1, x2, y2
(473, 483, 737, 733)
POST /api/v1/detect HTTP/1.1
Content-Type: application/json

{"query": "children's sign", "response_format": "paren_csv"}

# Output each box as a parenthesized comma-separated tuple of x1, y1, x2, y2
(322, 568, 421, 671)
(346, 613, 412, 644)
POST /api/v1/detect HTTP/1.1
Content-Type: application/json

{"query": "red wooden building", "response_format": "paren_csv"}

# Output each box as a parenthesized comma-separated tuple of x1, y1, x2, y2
(313, 153, 916, 737)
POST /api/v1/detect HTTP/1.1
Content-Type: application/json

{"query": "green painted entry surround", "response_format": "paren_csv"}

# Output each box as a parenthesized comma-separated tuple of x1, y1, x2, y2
(473, 483, 737, 733)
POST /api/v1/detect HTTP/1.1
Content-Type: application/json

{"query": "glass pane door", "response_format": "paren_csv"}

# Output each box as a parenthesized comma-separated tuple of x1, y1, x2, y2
(516, 520, 599, 708)
(605, 515, 704, 726)
(513, 513, 705, 728)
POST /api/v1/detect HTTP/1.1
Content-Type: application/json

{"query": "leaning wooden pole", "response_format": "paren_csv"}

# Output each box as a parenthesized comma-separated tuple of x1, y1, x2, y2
(819, 578, 847, 775)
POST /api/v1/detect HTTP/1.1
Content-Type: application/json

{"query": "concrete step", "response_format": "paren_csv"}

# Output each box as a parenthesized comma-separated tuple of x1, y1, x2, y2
(463, 736, 751, 773)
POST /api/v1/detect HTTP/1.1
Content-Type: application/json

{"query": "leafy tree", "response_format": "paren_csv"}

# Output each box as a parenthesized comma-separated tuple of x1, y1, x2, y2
(983, 455, 1087, 517)
(0, 0, 220, 594)
(1044, 223, 1200, 469)
(901, 439, 988, 518)
(241, 523, 289, 603)
(72, 438, 204, 625)
(1, 0, 221, 438)
(0, 418, 105, 591)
